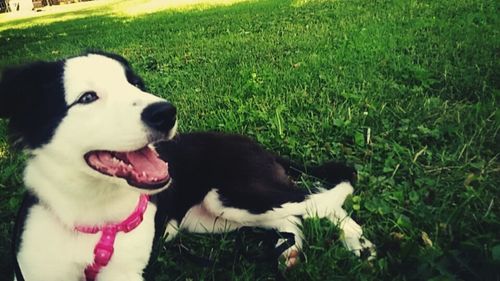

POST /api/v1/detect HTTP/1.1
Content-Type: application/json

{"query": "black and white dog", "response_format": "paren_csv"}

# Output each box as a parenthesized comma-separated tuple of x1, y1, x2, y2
(0, 52, 375, 281)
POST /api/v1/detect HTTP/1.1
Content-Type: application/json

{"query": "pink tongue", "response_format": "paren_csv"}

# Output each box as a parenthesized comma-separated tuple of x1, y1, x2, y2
(122, 147, 167, 178)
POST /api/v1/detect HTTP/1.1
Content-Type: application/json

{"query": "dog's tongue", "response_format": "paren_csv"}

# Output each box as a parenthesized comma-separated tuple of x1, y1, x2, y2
(119, 147, 167, 179)
(86, 146, 169, 189)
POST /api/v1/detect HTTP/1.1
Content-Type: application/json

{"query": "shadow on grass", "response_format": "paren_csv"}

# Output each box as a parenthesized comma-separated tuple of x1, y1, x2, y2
(0, 0, 292, 67)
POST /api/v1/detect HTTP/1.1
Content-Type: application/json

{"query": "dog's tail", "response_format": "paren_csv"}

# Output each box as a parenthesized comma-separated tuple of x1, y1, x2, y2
(275, 156, 357, 187)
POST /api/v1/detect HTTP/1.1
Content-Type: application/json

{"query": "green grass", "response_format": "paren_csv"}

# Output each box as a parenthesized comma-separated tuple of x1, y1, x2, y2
(1, 0, 499, 280)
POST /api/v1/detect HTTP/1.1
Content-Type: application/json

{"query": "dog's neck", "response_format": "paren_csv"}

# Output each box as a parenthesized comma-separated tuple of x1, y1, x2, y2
(24, 153, 143, 228)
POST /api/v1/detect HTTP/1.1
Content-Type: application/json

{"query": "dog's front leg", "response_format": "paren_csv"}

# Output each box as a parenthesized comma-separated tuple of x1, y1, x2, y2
(164, 219, 180, 242)
(333, 214, 376, 259)
(304, 182, 376, 259)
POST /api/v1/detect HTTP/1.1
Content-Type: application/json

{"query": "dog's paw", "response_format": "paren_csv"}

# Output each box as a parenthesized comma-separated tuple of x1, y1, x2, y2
(339, 217, 376, 260)
(343, 233, 376, 261)
(358, 236, 377, 261)
(280, 245, 301, 268)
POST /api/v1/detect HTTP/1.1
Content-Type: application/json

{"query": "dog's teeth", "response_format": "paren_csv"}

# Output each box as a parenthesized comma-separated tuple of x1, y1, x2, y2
(142, 171, 147, 177)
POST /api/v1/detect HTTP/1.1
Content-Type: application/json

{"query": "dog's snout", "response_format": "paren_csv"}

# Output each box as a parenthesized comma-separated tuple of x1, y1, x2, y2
(141, 102, 177, 132)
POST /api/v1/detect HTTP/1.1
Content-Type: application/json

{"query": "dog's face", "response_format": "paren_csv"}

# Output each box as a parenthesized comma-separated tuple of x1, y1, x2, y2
(0, 52, 176, 192)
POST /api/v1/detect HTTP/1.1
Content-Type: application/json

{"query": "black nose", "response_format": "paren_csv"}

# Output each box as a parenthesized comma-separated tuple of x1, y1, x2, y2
(141, 102, 177, 132)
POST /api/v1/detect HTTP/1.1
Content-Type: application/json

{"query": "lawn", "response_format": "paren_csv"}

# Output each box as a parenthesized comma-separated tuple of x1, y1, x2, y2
(0, 0, 499, 280)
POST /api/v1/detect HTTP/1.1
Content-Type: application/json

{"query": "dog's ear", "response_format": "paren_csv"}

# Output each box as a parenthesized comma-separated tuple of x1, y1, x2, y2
(0, 60, 66, 148)
(0, 65, 24, 119)
(0, 63, 47, 119)
(0, 61, 64, 119)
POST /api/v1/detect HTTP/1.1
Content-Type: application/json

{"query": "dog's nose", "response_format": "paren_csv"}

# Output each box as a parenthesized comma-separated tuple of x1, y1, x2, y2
(141, 102, 177, 132)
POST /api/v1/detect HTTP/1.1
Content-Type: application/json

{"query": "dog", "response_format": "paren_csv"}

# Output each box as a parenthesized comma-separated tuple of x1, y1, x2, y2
(0, 52, 375, 281)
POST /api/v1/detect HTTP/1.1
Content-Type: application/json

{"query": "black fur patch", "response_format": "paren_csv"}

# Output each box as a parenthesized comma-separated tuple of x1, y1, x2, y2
(0, 60, 67, 148)
(158, 133, 340, 218)
(156, 132, 358, 218)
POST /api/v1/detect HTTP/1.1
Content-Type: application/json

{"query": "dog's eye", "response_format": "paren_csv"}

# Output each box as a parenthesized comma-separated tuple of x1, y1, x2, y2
(77, 91, 99, 104)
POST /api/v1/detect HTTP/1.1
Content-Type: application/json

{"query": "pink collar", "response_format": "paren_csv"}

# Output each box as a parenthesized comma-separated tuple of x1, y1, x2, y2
(75, 194, 150, 281)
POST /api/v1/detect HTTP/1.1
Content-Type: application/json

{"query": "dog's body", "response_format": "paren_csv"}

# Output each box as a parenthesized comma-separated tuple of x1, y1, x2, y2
(1, 53, 374, 281)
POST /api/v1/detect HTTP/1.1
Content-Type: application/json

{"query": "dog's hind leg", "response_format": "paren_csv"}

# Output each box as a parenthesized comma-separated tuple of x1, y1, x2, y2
(259, 215, 304, 268)
(198, 189, 307, 267)
(169, 201, 305, 268)
(175, 203, 242, 236)
(303, 182, 376, 259)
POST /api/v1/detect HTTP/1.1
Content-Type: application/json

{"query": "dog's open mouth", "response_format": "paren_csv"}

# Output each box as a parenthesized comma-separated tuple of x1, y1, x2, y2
(84, 145, 170, 189)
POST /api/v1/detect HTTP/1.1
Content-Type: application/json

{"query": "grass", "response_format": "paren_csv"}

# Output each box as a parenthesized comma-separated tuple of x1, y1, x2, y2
(1, 0, 499, 280)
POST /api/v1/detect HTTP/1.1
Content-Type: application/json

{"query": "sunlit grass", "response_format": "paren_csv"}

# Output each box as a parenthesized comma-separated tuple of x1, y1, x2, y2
(0, 0, 249, 31)
(112, 0, 250, 16)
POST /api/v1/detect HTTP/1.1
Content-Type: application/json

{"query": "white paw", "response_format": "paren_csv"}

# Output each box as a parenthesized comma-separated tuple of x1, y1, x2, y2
(280, 245, 301, 268)
(359, 236, 377, 260)
(342, 233, 376, 260)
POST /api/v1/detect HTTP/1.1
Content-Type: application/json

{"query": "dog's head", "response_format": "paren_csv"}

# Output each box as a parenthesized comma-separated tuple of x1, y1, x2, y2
(0, 52, 176, 192)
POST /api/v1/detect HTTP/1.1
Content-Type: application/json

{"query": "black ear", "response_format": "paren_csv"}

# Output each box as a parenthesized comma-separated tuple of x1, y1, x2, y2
(0, 61, 65, 119)
(0, 60, 67, 148)
(0, 65, 25, 119)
